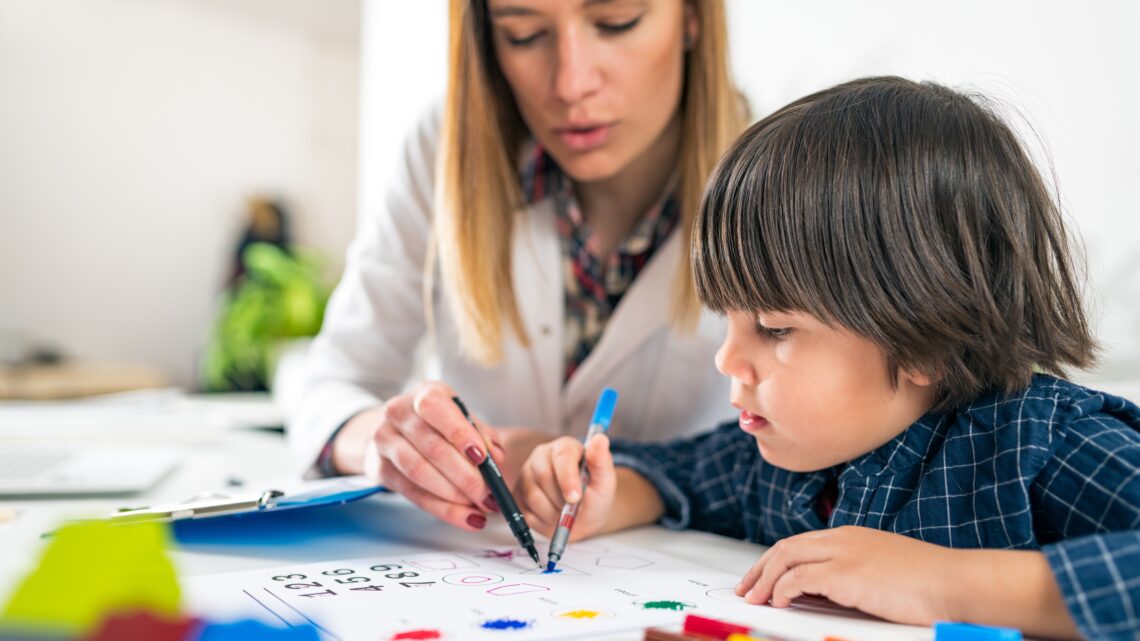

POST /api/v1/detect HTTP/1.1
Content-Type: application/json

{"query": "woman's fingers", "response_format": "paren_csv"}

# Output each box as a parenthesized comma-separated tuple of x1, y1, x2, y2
(378, 453, 488, 531)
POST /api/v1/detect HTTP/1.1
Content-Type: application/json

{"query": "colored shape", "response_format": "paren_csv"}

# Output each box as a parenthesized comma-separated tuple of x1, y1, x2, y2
(390, 629, 443, 640)
(198, 619, 320, 640)
(1, 521, 180, 633)
(558, 610, 600, 620)
(479, 618, 532, 631)
(541, 569, 562, 574)
(640, 600, 695, 612)
(934, 622, 1022, 641)
(478, 550, 518, 560)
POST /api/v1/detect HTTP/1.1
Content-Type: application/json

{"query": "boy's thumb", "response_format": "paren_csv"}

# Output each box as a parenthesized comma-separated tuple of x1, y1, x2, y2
(584, 433, 615, 489)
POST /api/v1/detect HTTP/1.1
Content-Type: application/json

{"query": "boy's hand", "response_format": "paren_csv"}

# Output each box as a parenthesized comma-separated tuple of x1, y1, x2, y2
(735, 526, 956, 625)
(517, 434, 616, 541)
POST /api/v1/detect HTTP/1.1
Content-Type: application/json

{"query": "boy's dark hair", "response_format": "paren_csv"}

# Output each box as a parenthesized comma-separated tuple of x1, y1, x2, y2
(693, 76, 1097, 409)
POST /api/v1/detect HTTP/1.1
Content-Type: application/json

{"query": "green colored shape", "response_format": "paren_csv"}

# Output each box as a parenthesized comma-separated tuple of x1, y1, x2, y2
(640, 600, 693, 612)
(1, 520, 181, 634)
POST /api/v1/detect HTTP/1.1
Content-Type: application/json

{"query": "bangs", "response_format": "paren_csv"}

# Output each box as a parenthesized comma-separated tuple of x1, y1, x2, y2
(693, 102, 876, 334)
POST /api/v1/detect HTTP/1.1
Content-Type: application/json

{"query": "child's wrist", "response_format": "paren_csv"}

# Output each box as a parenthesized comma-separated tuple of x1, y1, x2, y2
(603, 467, 665, 533)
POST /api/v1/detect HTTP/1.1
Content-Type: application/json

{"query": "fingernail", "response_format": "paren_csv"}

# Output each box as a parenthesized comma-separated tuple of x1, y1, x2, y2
(465, 445, 485, 464)
(466, 513, 486, 529)
(483, 495, 499, 512)
(567, 490, 580, 502)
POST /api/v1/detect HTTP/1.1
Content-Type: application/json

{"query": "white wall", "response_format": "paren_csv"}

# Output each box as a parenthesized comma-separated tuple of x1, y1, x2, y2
(356, 0, 1139, 383)
(0, 0, 361, 388)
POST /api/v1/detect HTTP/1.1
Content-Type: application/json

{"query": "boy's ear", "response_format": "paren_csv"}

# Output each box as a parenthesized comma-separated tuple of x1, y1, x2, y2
(900, 368, 936, 388)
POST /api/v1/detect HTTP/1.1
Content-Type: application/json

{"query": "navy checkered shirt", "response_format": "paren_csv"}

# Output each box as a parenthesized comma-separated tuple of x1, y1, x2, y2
(610, 375, 1140, 640)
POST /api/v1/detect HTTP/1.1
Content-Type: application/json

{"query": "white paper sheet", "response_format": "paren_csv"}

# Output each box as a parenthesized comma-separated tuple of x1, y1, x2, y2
(184, 540, 767, 640)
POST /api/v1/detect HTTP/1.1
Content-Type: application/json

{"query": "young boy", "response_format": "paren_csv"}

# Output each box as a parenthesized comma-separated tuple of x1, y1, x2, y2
(517, 77, 1140, 641)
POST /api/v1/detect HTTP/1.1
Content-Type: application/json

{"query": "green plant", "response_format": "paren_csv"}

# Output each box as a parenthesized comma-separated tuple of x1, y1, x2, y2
(203, 243, 330, 392)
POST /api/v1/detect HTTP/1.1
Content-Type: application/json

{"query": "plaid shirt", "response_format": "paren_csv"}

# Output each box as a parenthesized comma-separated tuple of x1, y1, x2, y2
(520, 144, 679, 382)
(611, 375, 1140, 640)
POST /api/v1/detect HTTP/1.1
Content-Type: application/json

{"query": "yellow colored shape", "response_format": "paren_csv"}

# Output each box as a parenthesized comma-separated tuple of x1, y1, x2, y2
(559, 610, 602, 620)
(1, 520, 181, 634)
(727, 634, 763, 641)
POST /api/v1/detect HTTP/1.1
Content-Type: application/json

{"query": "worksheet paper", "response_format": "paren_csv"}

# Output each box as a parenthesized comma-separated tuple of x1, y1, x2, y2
(182, 540, 760, 641)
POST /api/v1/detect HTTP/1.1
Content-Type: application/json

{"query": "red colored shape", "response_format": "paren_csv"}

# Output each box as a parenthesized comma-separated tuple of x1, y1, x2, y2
(390, 630, 442, 640)
(83, 610, 200, 641)
(683, 614, 749, 640)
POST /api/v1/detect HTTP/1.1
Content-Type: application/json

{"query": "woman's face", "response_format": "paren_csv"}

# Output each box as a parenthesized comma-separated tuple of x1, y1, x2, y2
(488, 0, 693, 183)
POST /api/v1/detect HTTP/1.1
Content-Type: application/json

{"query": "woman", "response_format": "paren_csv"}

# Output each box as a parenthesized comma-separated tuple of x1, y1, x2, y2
(289, 0, 747, 532)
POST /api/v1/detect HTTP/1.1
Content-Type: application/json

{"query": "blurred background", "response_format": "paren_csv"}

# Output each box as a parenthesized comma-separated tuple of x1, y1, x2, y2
(0, 0, 1137, 401)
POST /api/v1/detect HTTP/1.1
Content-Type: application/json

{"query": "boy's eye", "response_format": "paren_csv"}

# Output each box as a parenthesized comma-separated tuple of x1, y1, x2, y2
(597, 16, 641, 35)
(754, 323, 792, 341)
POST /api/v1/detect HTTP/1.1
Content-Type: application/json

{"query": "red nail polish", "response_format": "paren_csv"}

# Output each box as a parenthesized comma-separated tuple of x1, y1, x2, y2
(483, 495, 499, 512)
(464, 445, 485, 464)
(466, 513, 487, 529)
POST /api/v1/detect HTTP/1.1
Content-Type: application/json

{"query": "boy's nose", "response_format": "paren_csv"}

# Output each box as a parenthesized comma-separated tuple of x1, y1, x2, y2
(715, 334, 757, 387)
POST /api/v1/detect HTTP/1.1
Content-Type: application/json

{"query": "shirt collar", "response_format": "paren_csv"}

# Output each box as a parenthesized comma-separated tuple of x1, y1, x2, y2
(845, 409, 951, 478)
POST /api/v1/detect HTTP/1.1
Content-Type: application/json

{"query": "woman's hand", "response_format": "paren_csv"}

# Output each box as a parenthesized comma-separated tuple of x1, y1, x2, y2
(332, 381, 506, 531)
(735, 526, 957, 625)
(517, 434, 616, 541)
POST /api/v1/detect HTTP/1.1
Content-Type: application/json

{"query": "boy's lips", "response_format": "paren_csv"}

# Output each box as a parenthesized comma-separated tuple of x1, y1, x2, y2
(738, 410, 769, 433)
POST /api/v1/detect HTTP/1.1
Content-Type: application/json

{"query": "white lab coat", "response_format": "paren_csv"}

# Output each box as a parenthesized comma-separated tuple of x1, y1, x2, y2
(288, 106, 734, 472)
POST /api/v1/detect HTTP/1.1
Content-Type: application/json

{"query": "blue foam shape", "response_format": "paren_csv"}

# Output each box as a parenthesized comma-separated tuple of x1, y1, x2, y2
(195, 619, 320, 641)
(934, 622, 1022, 641)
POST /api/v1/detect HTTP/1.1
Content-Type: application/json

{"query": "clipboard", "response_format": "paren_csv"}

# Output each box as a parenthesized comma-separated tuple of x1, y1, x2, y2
(105, 476, 386, 524)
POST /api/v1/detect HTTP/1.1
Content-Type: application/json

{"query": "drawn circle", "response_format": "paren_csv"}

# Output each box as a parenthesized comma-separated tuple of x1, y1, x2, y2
(549, 607, 614, 621)
(705, 588, 746, 603)
(634, 599, 697, 612)
(442, 572, 504, 586)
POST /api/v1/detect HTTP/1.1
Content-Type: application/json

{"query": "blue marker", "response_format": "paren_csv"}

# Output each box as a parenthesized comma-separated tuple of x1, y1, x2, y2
(546, 388, 619, 572)
(934, 622, 1022, 641)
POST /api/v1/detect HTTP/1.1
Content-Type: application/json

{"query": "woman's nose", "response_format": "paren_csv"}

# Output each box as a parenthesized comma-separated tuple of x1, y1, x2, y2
(553, 27, 602, 104)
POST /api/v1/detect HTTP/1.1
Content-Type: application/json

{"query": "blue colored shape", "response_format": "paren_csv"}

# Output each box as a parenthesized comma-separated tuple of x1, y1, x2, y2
(196, 619, 321, 641)
(934, 622, 1022, 641)
(479, 618, 531, 631)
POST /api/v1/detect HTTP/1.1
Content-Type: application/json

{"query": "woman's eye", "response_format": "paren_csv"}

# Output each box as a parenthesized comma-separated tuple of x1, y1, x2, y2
(505, 31, 544, 47)
(597, 16, 641, 34)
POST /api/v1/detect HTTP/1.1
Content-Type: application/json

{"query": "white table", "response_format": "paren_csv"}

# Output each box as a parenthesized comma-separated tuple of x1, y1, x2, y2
(0, 399, 937, 641)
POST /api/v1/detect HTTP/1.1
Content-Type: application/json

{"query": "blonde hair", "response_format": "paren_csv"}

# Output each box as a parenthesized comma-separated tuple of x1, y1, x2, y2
(436, 0, 747, 364)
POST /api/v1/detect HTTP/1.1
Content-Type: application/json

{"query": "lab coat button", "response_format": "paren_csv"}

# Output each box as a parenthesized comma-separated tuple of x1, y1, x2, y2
(540, 325, 552, 336)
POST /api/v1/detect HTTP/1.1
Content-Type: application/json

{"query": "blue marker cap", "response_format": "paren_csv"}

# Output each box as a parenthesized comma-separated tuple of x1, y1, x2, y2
(934, 622, 1022, 641)
(589, 388, 619, 432)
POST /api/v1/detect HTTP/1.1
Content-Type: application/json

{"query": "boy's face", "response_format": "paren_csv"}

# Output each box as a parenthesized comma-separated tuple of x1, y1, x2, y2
(716, 310, 936, 472)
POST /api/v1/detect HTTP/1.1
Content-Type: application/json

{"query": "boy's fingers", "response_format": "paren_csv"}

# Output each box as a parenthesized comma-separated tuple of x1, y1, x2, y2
(770, 561, 830, 608)
(550, 437, 586, 502)
(584, 434, 615, 493)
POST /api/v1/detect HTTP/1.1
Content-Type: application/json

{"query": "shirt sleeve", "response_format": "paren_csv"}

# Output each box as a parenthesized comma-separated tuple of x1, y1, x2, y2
(609, 420, 759, 539)
(1033, 395, 1140, 640)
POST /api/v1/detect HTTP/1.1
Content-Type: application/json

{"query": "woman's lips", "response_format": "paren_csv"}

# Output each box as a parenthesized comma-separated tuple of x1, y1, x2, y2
(555, 123, 614, 151)
(739, 410, 770, 433)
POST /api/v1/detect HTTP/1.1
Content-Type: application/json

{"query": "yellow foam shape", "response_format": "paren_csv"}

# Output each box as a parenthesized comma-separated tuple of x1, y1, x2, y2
(1, 520, 181, 633)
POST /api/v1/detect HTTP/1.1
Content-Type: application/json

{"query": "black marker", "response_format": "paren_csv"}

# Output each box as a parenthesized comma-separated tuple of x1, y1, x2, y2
(452, 397, 541, 568)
